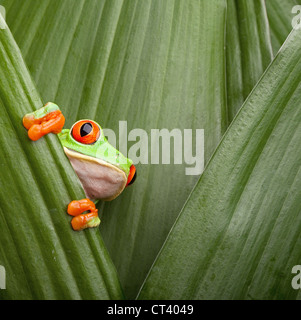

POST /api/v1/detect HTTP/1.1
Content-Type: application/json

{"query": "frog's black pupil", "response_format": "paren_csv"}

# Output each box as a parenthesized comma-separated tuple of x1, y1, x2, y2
(80, 123, 93, 137)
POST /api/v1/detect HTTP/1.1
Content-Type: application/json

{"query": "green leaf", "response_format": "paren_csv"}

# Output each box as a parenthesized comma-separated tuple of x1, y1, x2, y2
(1, 0, 275, 298)
(266, 0, 301, 54)
(226, 0, 273, 121)
(138, 27, 301, 300)
(0, 12, 123, 300)
(2, 0, 229, 298)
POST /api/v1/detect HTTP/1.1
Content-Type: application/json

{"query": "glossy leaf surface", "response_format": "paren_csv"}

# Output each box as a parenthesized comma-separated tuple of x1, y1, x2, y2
(0, 12, 123, 300)
(138, 28, 301, 300)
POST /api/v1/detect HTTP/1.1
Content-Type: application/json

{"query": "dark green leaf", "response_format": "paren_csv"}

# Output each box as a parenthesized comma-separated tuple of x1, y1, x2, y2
(0, 12, 123, 300)
(0, 0, 277, 298)
(266, 0, 301, 54)
(2, 0, 229, 298)
(138, 28, 301, 300)
(226, 0, 273, 121)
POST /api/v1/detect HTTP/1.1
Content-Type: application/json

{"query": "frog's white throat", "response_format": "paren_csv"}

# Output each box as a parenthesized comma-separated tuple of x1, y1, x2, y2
(63, 147, 127, 201)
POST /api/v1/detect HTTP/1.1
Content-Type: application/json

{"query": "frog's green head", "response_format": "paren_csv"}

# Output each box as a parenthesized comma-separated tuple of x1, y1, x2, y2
(58, 120, 136, 201)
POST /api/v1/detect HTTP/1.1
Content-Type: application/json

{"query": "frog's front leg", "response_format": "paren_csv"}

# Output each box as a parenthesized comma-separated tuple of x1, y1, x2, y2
(23, 102, 65, 141)
(67, 199, 100, 231)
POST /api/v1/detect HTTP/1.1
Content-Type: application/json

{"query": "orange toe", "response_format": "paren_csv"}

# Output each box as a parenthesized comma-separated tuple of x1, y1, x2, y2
(71, 210, 100, 231)
(67, 199, 96, 216)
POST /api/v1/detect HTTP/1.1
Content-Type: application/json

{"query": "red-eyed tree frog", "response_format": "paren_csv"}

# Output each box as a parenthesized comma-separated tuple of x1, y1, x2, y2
(23, 102, 136, 231)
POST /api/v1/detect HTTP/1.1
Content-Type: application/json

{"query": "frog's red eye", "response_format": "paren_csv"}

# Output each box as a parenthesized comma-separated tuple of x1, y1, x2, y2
(71, 120, 100, 144)
(127, 165, 137, 186)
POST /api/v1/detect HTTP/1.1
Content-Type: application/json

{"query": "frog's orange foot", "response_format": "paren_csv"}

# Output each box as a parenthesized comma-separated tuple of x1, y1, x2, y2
(67, 199, 100, 231)
(23, 103, 65, 141)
